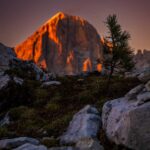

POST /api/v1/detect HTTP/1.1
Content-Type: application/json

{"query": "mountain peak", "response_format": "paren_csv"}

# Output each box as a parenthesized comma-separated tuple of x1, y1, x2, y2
(14, 13, 103, 75)
(51, 11, 67, 18)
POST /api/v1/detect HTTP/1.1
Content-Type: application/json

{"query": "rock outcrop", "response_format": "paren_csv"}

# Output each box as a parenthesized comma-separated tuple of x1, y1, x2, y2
(14, 12, 103, 75)
(76, 138, 104, 150)
(41, 81, 61, 87)
(60, 105, 101, 145)
(0, 43, 16, 71)
(102, 76, 150, 150)
(0, 72, 24, 91)
(13, 143, 47, 150)
(9, 58, 47, 81)
(134, 49, 150, 72)
(0, 137, 39, 149)
(0, 74, 10, 90)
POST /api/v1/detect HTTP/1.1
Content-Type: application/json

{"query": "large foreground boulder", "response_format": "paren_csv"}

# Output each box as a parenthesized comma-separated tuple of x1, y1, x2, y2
(102, 79, 150, 150)
(60, 105, 101, 145)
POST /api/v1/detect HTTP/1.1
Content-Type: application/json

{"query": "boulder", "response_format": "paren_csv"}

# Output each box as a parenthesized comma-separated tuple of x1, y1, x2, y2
(14, 12, 103, 75)
(0, 112, 10, 127)
(0, 137, 39, 149)
(136, 92, 150, 105)
(76, 138, 104, 150)
(145, 80, 150, 91)
(10, 58, 47, 81)
(0, 74, 10, 90)
(13, 143, 47, 150)
(60, 105, 101, 145)
(125, 84, 144, 100)
(0, 74, 24, 91)
(102, 83, 150, 150)
(13, 76, 24, 85)
(138, 70, 150, 82)
(41, 81, 61, 87)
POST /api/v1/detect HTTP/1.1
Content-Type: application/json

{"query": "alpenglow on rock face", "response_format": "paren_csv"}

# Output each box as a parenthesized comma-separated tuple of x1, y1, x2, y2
(14, 12, 103, 75)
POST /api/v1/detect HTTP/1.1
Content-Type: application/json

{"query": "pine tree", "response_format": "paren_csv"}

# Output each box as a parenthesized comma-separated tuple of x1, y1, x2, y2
(105, 14, 134, 91)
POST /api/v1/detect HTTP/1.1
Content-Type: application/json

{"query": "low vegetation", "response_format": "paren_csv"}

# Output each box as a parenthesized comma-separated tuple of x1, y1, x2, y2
(0, 72, 140, 149)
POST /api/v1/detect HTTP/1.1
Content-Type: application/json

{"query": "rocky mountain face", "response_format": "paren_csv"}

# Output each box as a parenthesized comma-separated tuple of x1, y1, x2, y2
(134, 49, 150, 72)
(0, 43, 16, 71)
(14, 12, 103, 75)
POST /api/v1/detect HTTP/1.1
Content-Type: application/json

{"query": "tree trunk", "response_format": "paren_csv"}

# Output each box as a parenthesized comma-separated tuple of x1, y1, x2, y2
(106, 62, 115, 96)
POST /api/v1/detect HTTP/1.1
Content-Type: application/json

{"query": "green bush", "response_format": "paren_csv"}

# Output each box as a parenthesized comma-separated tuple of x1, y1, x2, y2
(9, 106, 28, 121)
(44, 113, 73, 137)
(41, 137, 59, 147)
(0, 127, 9, 138)
(45, 102, 60, 113)
(33, 88, 48, 106)
(50, 93, 62, 103)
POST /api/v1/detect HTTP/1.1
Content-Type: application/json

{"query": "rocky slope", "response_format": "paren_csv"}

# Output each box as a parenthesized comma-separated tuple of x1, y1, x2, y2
(0, 43, 16, 71)
(134, 49, 150, 72)
(14, 12, 103, 75)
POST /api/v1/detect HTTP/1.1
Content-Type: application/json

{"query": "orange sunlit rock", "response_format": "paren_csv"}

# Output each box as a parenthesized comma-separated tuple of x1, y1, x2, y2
(100, 36, 105, 45)
(100, 36, 113, 51)
(97, 63, 102, 72)
(40, 59, 47, 69)
(67, 51, 74, 65)
(14, 12, 103, 75)
(83, 58, 92, 72)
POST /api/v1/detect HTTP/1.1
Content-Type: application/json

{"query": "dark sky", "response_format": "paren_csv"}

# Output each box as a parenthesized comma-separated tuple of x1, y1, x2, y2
(0, 0, 150, 50)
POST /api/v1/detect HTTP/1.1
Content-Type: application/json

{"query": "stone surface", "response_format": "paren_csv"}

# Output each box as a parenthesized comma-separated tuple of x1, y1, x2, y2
(0, 137, 39, 149)
(138, 69, 150, 82)
(49, 147, 77, 150)
(0, 43, 16, 71)
(145, 80, 150, 91)
(41, 81, 61, 87)
(137, 92, 150, 105)
(0, 74, 10, 90)
(11, 58, 47, 81)
(0, 74, 25, 91)
(14, 12, 103, 75)
(125, 84, 144, 100)
(13, 76, 24, 85)
(134, 49, 150, 72)
(13, 143, 47, 150)
(102, 84, 150, 150)
(0, 112, 10, 127)
(60, 105, 101, 145)
(76, 138, 104, 150)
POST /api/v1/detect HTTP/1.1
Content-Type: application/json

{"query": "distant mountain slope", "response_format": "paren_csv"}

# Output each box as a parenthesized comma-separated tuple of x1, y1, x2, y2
(14, 12, 103, 75)
(0, 43, 16, 71)
(134, 49, 150, 72)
